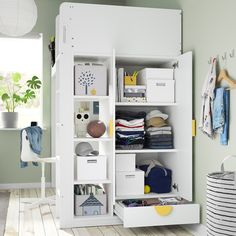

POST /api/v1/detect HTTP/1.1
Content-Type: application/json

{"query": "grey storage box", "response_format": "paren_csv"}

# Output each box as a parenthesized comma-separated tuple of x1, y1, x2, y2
(74, 193, 107, 216)
(74, 63, 107, 96)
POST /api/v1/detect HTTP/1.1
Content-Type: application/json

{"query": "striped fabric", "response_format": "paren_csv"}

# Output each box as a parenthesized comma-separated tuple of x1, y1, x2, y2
(207, 171, 236, 236)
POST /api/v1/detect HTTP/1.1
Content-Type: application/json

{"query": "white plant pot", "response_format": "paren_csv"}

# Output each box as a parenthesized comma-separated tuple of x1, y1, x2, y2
(1, 112, 18, 128)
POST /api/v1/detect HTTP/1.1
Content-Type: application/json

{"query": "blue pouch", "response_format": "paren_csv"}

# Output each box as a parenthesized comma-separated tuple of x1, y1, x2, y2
(139, 164, 172, 193)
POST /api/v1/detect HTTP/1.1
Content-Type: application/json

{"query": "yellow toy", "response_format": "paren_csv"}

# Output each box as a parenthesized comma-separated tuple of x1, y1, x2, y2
(144, 185, 151, 194)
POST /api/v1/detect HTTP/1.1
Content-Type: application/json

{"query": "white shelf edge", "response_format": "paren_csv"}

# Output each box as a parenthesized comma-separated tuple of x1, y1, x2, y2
(115, 53, 178, 60)
(73, 52, 111, 58)
(115, 192, 177, 200)
(74, 137, 112, 142)
(74, 179, 112, 184)
(115, 149, 178, 154)
(74, 95, 110, 101)
(115, 102, 178, 107)
(74, 213, 112, 220)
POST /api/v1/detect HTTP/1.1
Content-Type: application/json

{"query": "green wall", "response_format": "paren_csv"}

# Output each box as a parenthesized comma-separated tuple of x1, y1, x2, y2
(126, 0, 236, 225)
(0, 0, 125, 185)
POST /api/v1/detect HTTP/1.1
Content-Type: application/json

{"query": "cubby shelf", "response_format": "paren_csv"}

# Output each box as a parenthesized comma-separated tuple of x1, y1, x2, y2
(115, 192, 177, 200)
(74, 137, 112, 142)
(115, 102, 178, 107)
(74, 95, 109, 101)
(115, 149, 178, 154)
(74, 179, 112, 185)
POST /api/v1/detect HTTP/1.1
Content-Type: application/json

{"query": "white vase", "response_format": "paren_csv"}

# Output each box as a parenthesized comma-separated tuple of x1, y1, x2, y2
(1, 112, 18, 128)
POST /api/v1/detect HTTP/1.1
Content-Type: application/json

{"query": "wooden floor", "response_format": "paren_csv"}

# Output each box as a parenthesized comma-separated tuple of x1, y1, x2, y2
(4, 188, 193, 236)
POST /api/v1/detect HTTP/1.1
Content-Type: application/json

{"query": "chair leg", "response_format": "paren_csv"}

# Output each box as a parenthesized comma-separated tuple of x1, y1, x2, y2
(41, 162, 45, 199)
(24, 197, 55, 211)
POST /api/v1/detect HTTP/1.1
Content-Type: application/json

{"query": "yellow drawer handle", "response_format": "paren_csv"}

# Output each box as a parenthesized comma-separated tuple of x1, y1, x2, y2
(154, 206, 173, 216)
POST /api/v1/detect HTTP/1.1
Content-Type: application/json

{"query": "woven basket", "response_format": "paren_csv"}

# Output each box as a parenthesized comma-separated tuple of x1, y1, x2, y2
(207, 155, 236, 236)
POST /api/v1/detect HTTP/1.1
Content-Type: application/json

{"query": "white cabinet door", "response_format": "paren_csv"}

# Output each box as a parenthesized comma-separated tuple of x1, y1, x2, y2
(163, 52, 193, 200)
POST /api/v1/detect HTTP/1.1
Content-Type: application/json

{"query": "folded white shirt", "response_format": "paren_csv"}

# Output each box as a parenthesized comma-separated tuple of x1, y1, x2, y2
(116, 119, 144, 127)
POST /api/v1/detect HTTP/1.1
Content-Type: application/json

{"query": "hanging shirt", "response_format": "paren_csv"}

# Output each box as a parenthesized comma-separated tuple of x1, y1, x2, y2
(199, 58, 217, 138)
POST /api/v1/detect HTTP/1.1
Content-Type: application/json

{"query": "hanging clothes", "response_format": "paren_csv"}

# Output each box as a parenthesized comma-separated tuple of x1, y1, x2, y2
(199, 58, 217, 138)
(213, 88, 230, 145)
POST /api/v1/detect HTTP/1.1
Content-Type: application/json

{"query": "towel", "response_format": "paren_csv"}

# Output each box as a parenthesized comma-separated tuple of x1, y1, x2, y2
(20, 126, 42, 168)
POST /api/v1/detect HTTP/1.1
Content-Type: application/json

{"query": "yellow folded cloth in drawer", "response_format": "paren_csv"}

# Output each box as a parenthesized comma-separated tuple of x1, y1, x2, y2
(154, 205, 173, 216)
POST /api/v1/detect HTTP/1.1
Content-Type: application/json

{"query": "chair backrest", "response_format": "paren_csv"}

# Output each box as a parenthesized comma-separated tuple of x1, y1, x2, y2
(21, 130, 39, 162)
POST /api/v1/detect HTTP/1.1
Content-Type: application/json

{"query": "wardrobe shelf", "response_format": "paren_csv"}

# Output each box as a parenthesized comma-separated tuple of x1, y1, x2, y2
(74, 137, 112, 142)
(115, 102, 178, 107)
(74, 95, 109, 101)
(115, 149, 178, 154)
(74, 213, 112, 220)
(74, 179, 112, 185)
(115, 192, 177, 200)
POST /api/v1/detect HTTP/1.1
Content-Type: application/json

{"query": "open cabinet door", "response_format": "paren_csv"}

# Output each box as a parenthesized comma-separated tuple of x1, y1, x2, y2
(163, 52, 193, 200)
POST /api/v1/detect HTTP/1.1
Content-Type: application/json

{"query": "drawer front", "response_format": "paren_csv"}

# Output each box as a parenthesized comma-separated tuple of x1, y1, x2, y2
(77, 156, 107, 180)
(116, 171, 144, 196)
(115, 202, 200, 228)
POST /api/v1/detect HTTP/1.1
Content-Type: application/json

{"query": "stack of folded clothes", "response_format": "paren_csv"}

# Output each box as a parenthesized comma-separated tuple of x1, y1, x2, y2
(116, 110, 146, 150)
(145, 110, 173, 149)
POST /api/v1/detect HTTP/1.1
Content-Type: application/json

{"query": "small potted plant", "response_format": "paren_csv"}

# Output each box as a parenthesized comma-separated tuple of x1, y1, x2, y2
(0, 72, 41, 128)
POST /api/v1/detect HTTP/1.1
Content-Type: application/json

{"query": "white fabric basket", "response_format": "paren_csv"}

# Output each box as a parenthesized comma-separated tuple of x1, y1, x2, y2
(207, 155, 236, 236)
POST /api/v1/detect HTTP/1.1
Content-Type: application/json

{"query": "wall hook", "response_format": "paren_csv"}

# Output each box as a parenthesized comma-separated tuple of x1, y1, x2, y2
(222, 52, 227, 61)
(208, 57, 211, 64)
(230, 49, 235, 58)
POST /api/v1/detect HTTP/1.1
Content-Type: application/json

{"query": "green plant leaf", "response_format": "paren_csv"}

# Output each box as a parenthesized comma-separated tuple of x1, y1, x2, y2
(1, 93, 10, 101)
(23, 89, 36, 103)
(12, 72, 21, 83)
(27, 76, 42, 89)
(0, 76, 4, 80)
(13, 93, 22, 103)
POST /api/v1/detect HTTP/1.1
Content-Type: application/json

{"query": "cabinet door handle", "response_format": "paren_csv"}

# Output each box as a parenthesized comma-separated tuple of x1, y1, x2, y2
(125, 174, 135, 178)
(87, 160, 97, 164)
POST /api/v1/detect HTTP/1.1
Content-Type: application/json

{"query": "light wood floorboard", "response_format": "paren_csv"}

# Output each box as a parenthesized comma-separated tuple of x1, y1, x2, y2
(4, 188, 193, 236)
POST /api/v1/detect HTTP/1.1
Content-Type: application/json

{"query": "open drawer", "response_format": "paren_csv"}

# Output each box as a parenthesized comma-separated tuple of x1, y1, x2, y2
(114, 199, 200, 228)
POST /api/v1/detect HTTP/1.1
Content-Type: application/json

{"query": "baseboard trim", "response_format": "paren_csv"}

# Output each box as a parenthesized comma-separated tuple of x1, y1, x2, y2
(0, 182, 52, 190)
(183, 224, 207, 236)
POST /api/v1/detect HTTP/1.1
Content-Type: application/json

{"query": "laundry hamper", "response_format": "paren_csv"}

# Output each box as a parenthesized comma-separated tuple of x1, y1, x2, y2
(207, 155, 236, 236)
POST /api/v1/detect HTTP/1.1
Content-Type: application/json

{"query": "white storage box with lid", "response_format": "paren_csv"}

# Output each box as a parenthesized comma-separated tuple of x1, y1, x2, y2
(116, 154, 136, 172)
(137, 68, 175, 103)
(76, 155, 107, 180)
(74, 63, 107, 96)
(116, 169, 144, 196)
(138, 68, 174, 81)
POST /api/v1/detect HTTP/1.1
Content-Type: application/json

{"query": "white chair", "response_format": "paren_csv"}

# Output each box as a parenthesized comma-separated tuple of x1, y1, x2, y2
(21, 129, 59, 210)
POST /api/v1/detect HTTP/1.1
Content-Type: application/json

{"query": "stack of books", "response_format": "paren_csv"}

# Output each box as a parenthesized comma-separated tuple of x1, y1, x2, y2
(123, 85, 146, 102)
(117, 68, 146, 102)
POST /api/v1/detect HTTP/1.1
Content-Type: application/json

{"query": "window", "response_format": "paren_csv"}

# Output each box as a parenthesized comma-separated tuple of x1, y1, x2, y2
(0, 35, 43, 127)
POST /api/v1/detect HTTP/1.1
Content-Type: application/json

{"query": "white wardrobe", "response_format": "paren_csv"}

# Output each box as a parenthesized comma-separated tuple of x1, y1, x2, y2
(52, 2, 200, 228)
